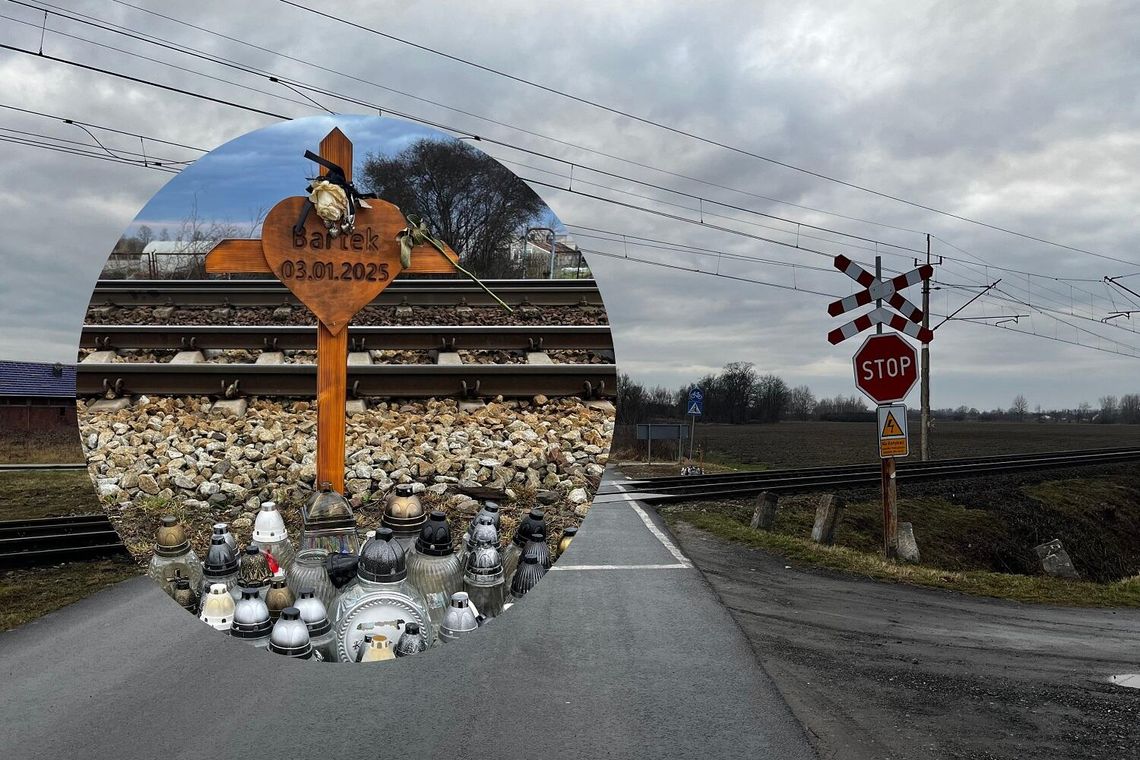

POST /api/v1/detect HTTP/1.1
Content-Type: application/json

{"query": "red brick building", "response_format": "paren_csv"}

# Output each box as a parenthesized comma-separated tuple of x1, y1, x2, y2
(0, 360, 77, 431)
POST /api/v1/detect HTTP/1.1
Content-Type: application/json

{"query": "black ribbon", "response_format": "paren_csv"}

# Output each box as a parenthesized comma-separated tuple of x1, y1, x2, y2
(293, 150, 378, 235)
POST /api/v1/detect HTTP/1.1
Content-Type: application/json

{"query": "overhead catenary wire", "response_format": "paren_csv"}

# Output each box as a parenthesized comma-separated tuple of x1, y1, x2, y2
(10, 0, 1128, 294)
(5, 0, 930, 260)
(0, 132, 180, 172)
(277, 0, 1134, 268)
(86, 0, 942, 242)
(5, 10, 1136, 361)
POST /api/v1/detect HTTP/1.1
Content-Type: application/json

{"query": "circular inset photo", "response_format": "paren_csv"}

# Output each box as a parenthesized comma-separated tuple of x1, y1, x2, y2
(77, 115, 614, 661)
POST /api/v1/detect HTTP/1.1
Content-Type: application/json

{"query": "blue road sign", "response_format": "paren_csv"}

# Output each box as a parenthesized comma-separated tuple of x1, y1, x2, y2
(687, 388, 703, 416)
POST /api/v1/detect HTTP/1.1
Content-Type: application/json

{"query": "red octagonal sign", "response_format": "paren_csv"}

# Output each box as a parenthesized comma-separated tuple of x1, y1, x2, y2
(852, 333, 918, 404)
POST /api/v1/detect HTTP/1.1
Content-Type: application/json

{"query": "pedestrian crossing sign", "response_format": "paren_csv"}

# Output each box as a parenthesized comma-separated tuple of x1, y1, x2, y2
(877, 403, 909, 458)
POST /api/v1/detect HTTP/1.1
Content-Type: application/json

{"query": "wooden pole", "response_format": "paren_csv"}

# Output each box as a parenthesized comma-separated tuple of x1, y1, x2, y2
(882, 456, 898, 559)
(315, 129, 351, 493)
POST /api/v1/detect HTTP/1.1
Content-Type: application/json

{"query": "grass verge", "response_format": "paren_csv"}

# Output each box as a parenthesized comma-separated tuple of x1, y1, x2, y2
(0, 558, 140, 631)
(0, 469, 100, 521)
(666, 510, 1140, 607)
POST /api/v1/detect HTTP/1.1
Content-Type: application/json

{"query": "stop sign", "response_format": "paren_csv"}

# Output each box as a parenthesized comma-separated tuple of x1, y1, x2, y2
(852, 333, 918, 404)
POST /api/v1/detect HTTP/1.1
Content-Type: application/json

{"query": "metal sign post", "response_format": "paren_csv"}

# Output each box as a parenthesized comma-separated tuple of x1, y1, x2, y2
(828, 253, 930, 561)
(686, 387, 703, 462)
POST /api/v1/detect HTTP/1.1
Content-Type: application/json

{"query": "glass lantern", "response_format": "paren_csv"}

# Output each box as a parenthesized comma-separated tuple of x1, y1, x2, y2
(405, 511, 464, 638)
(146, 516, 203, 597)
(200, 535, 240, 603)
(300, 483, 360, 554)
(439, 592, 479, 644)
(463, 543, 505, 619)
(294, 589, 337, 662)
(251, 501, 296, 571)
(268, 607, 314, 659)
(230, 590, 272, 648)
(381, 484, 427, 552)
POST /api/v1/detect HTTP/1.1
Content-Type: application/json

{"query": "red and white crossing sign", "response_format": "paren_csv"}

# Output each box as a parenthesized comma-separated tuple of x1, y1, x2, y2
(853, 333, 918, 404)
(827, 255, 934, 345)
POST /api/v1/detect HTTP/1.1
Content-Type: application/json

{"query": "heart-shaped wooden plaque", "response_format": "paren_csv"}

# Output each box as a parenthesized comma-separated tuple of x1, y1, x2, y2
(261, 196, 408, 333)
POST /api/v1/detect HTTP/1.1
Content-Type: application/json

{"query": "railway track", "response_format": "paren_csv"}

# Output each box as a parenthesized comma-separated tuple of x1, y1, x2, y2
(0, 514, 127, 568)
(80, 324, 613, 353)
(610, 447, 1140, 504)
(80, 278, 616, 400)
(77, 362, 615, 399)
(90, 278, 604, 308)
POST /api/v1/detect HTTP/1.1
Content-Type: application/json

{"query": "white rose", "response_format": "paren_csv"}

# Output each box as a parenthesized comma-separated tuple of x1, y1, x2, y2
(309, 180, 349, 223)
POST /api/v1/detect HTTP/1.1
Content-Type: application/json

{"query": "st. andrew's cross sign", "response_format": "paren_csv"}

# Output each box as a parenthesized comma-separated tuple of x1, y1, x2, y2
(205, 129, 459, 493)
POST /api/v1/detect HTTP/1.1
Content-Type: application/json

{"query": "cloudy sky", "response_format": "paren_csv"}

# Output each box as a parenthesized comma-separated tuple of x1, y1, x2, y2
(1, 0, 1138, 411)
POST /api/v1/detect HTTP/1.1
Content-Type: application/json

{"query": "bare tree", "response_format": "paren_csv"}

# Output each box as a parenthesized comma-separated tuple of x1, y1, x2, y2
(786, 385, 816, 421)
(753, 374, 790, 423)
(1099, 395, 1118, 423)
(1120, 393, 1140, 424)
(137, 225, 154, 248)
(361, 139, 546, 278)
(1010, 394, 1029, 421)
(718, 362, 758, 424)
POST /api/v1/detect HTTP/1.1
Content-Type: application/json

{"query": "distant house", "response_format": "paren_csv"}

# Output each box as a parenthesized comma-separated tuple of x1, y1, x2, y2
(511, 234, 590, 276)
(0, 360, 77, 430)
(102, 240, 215, 278)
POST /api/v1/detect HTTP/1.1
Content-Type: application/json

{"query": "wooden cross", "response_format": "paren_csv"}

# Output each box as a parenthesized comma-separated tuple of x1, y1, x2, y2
(206, 128, 458, 493)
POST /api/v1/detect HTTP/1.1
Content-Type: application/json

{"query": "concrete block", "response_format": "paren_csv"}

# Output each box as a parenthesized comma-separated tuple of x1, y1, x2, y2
(209, 399, 248, 418)
(88, 305, 116, 318)
(436, 352, 463, 366)
(210, 306, 233, 320)
(272, 306, 292, 320)
(170, 350, 205, 365)
(348, 352, 372, 366)
(81, 350, 118, 364)
(1035, 538, 1080, 579)
(345, 399, 368, 415)
(201, 349, 225, 360)
(88, 397, 131, 412)
(152, 306, 175, 320)
(255, 352, 286, 365)
(459, 399, 486, 413)
(584, 400, 615, 412)
(750, 491, 779, 530)
(810, 494, 844, 545)
(396, 304, 413, 317)
(898, 522, 921, 563)
(526, 351, 554, 365)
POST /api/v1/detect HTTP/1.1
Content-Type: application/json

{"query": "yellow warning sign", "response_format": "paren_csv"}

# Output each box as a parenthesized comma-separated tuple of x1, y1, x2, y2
(877, 403, 909, 459)
(881, 411, 904, 437)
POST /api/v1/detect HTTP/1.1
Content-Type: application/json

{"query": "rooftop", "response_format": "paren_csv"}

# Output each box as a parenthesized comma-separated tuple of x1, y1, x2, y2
(0, 360, 77, 398)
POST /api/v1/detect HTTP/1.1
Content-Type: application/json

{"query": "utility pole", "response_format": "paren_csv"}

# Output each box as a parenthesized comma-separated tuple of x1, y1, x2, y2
(920, 234, 931, 461)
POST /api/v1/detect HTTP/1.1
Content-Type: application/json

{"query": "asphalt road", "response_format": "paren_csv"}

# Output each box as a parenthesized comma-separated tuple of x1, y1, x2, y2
(0, 471, 815, 760)
(671, 520, 1140, 760)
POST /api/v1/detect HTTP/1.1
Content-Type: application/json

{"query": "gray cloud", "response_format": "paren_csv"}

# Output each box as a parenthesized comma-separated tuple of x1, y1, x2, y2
(1, 0, 1138, 411)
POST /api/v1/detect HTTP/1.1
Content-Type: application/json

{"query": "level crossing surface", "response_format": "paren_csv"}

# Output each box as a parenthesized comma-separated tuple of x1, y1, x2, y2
(0, 469, 816, 760)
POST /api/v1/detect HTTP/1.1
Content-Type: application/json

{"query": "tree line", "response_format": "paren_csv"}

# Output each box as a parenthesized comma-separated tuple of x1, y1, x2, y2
(617, 364, 1140, 426)
(616, 362, 870, 425)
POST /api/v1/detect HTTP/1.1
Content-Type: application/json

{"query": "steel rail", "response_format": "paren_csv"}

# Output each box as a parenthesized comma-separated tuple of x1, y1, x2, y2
(0, 514, 128, 568)
(0, 463, 88, 471)
(617, 448, 1140, 503)
(619, 446, 1140, 490)
(79, 324, 615, 352)
(90, 278, 603, 307)
(77, 362, 617, 399)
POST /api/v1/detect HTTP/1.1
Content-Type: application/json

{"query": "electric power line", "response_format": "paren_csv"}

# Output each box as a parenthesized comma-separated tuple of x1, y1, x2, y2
(279, 0, 1132, 267)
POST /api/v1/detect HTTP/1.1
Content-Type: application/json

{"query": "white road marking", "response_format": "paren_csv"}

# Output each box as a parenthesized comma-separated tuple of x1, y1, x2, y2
(552, 563, 692, 571)
(611, 482, 692, 567)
